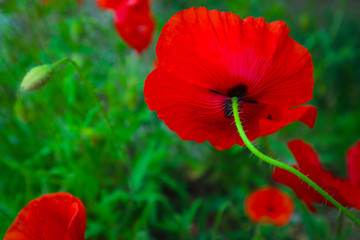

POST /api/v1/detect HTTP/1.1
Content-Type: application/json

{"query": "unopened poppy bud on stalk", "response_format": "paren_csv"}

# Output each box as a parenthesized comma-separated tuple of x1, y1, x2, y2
(20, 65, 54, 92)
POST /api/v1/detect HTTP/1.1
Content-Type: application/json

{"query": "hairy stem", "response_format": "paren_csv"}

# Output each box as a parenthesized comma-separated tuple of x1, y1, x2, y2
(337, 212, 344, 240)
(52, 58, 125, 160)
(231, 97, 360, 227)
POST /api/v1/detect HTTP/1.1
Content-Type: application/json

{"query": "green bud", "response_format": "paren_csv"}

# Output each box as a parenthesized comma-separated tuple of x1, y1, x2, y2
(20, 65, 54, 91)
(299, 14, 310, 32)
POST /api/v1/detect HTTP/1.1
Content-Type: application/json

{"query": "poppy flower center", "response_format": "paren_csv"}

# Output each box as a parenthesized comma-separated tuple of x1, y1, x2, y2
(210, 84, 258, 119)
(227, 84, 248, 99)
(267, 206, 274, 213)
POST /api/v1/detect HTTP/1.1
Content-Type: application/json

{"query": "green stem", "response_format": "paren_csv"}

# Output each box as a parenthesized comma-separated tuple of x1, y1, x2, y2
(337, 212, 344, 240)
(261, 137, 275, 158)
(212, 201, 229, 240)
(52, 58, 125, 160)
(252, 224, 262, 240)
(231, 97, 360, 227)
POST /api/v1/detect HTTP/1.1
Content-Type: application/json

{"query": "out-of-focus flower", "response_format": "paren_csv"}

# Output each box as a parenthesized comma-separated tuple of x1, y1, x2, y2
(4, 193, 86, 240)
(143, 7, 315, 150)
(245, 187, 295, 227)
(273, 139, 360, 212)
(97, 0, 155, 53)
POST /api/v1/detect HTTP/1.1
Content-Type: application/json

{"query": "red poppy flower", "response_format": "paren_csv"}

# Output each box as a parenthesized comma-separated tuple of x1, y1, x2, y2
(245, 187, 295, 227)
(273, 139, 360, 212)
(143, 7, 315, 150)
(97, 0, 155, 53)
(4, 193, 86, 240)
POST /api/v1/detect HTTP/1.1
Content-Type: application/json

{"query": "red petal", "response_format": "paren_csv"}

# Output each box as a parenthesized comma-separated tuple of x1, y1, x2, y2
(347, 140, 360, 186)
(337, 181, 360, 210)
(244, 187, 294, 227)
(273, 168, 321, 213)
(273, 166, 354, 212)
(259, 105, 317, 136)
(97, 0, 124, 10)
(273, 140, 358, 212)
(287, 139, 321, 169)
(4, 193, 86, 240)
(114, 0, 155, 53)
(156, 7, 313, 106)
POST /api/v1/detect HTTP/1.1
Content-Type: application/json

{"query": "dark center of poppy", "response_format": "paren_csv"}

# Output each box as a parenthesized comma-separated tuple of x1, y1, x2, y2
(223, 99, 236, 119)
(227, 84, 248, 99)
(267, 206, 274, 213)
(209, 84, 258, 119)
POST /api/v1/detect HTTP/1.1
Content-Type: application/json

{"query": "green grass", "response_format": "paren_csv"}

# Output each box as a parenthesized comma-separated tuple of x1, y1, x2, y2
(1, 0, 360, 239)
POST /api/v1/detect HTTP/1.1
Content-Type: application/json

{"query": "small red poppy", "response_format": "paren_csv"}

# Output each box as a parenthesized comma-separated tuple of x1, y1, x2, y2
(245, 187, 295, 227)
(97, 0, 155, 53)
(4, 193, 86, 240)
(143, 7, 315, 150)
(273, 139, 360, 212)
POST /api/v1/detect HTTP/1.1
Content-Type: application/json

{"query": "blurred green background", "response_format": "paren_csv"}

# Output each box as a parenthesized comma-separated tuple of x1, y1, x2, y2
(1, 0, 360, 239)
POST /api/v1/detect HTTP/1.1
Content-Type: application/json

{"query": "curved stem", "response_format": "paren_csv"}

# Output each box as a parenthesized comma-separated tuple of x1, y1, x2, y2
(337, 212, 344, 240)
(52, 58, 125, 160)
(231, 97, 360, 227)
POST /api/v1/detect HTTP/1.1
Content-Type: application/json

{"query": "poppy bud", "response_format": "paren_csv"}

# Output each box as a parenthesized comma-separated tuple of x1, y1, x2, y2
(20, 65, 54, 92)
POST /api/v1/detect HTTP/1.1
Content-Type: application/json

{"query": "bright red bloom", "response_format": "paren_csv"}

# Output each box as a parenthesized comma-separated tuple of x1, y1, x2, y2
(273, 140, 360, 212)
(143, 7, 315, 150)
(4, 193, 86, 240)
(245, 187, 294, 227)
(97, 0, 155, 53)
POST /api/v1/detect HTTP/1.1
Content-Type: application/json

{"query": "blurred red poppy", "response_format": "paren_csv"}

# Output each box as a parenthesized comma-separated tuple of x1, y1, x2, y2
(143, 7, 315, 150)
(97, 0, 155, 53)
(273, 139, 360, 212)
(245, 187, 294, 227)
(4, 193, 86, 240)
